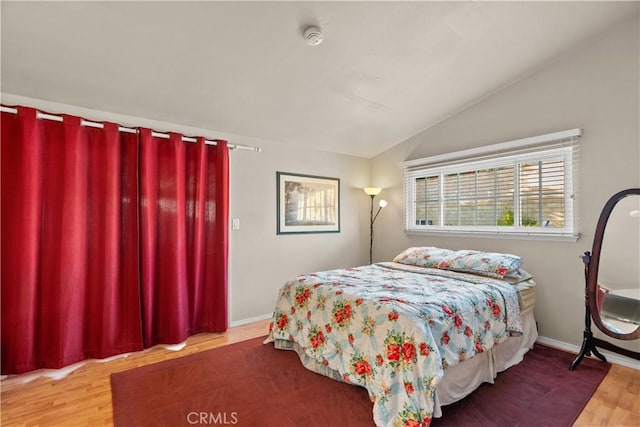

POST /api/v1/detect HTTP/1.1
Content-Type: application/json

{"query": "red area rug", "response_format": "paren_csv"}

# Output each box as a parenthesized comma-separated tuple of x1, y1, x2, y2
(111, 337, 610, 427)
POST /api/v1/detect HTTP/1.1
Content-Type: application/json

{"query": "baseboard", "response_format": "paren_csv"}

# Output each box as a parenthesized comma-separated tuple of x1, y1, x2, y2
(536, 336, 639, 370)
(229, 313, 273, 328)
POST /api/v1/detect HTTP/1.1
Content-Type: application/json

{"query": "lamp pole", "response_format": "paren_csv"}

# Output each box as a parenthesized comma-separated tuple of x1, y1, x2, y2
(364, 187, 386, 265)
(369, 194, 375, 264)
(369, 197, 386, 264)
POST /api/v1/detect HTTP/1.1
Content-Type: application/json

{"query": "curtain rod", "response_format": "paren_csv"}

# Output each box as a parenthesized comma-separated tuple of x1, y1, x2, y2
(0, 105, 261, 152)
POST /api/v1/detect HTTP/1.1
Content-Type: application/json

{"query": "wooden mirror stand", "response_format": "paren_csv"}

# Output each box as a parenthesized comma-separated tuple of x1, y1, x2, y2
(570, 188, 640, 370)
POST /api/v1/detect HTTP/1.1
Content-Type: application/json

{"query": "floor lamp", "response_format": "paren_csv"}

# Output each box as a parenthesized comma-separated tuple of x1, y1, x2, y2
(364, 187, 387, 264)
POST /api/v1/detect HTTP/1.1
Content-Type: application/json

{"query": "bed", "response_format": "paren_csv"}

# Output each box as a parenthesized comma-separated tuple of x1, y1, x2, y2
(265, 247, 538, 427)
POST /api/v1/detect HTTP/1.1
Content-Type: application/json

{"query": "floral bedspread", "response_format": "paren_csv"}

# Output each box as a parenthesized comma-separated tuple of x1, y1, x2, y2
(265, 263, 523, 427)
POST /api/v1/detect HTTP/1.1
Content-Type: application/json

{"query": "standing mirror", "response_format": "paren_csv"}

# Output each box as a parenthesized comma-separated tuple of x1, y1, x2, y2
(596, 192, 640, 338)
(570, 188, 640, 370)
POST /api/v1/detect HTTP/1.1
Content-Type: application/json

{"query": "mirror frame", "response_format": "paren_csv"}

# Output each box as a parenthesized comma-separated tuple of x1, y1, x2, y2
(586, 187, 640, 340)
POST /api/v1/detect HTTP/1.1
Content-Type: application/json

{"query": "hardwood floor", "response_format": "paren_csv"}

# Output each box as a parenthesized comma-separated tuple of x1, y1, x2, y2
(1, 319, 638, 426)
(573, 358, 640, 426)
(1, 320, 272, 427)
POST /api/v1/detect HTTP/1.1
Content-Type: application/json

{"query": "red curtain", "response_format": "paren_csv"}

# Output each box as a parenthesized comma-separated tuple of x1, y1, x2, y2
(1, 107, 229, 374)
(139, 129, 228, 347)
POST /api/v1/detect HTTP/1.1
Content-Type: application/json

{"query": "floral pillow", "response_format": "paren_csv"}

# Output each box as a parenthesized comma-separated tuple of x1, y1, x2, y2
(393, 247, 455, 269)
(437, 250, 523, 278)
(502, 268, 533, 284)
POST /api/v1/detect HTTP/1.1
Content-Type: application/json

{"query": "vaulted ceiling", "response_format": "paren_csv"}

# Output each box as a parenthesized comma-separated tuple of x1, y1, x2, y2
(2, 1, 637, 158)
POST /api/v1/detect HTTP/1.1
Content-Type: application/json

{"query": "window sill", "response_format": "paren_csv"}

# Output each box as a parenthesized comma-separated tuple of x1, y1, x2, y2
(405, 229, 581, 242)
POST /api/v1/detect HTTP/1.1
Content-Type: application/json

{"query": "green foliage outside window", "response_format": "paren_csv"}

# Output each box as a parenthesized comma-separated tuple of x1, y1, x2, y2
(497, 207, 538, 226)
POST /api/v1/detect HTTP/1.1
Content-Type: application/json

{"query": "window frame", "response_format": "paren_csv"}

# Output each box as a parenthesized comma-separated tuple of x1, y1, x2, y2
(401, 129, 581, 242)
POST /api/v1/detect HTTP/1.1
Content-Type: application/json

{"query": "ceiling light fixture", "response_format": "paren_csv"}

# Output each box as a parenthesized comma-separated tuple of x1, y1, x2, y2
(303, 26, 323, 46)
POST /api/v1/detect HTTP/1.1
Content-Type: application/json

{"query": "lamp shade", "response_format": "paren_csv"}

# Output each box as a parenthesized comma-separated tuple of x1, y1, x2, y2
(364, 187, 382, 196)
(379, 199, 388, 208)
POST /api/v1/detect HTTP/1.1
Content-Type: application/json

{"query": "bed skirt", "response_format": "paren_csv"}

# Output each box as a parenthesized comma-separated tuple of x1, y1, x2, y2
(432, 309, 538, 417)
(272, 309, 538, 418)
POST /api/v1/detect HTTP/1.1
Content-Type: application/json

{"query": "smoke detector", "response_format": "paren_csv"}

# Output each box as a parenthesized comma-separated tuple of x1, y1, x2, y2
(303, 26, 323, 46)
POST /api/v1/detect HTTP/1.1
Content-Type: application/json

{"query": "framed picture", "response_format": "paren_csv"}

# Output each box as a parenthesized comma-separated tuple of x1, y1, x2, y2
(277, 172, 340, 234)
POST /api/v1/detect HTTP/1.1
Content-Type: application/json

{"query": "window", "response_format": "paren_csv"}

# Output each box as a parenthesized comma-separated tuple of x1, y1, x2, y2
(402, 129, 580, 241)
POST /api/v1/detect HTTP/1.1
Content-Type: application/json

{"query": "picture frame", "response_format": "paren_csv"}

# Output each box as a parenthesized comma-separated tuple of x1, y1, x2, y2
(277, 172, 340, 234)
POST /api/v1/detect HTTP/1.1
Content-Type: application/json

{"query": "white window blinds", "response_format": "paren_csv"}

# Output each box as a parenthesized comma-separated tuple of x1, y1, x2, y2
(402, 129, 581, 241)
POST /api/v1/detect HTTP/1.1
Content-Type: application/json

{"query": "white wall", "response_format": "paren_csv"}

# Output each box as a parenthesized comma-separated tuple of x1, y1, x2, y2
(0, 94, 372, 326)
(369, 16, 640, 351)
(228, 140, 371, 321)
